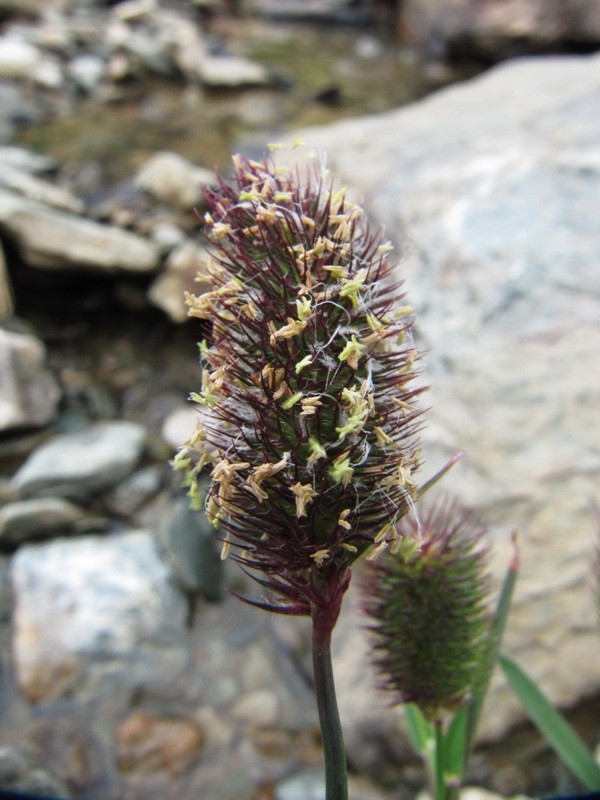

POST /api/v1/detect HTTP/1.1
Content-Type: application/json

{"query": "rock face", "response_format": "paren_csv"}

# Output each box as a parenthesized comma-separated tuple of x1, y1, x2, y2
(295, 52, 600, 739)
(399, 0, 600, 62)
(11, 530, 189, 701)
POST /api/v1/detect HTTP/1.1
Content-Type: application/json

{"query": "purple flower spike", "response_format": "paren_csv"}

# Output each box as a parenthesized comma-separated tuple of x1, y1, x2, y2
(177, 151, 425, 619)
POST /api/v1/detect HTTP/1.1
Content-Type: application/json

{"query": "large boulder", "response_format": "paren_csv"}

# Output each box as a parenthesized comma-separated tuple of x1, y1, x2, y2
(293, 52, 600, 741)
(11, 530, 189, 702)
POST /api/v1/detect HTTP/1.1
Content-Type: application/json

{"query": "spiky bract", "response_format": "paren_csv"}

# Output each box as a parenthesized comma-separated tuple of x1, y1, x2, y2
(363, 497, 490, 720)
(179, 152, 424, 617)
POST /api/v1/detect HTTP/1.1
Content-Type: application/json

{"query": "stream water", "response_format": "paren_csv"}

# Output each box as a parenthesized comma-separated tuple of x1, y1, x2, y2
(15, 19, 433, 187)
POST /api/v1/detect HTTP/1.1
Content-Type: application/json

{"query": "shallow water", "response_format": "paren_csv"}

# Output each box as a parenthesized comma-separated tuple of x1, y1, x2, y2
(16, 19, 429, 184)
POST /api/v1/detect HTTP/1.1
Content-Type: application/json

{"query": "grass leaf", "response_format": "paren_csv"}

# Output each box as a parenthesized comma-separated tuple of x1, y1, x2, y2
(464, 533, 518, 756)
(500, 654, 600, 791)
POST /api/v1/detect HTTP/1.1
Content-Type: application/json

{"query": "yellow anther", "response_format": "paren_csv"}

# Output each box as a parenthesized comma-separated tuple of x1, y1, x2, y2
(366, 541, 389, 561)
(295, 355, 314, 375)
(256, 204, 280, 225)
(322, 264, 348, 278)
(261, 363, 275, 388)
(300, 396, 322, 416)
(373, 426, 394, 447)
(211, 459, 250, 486)
(282, 391, 303, 409)
(394, 304, 414, 317)
(269, 317, 308, 345)
(311, 549, 330, 567)
(335, 410, 367, 442)
(329, 454, 353, 488)
(212, 222, 233, 239)
(307, 438, 326, 466)
(330, 187, 346, 212)
(291, 482, 318, 518)
(338, 335, 366, 370)
(296, 295, 312, 321)
(245, 479, 268, 502)
(366, 313, 383, 332)
(339, 268, 368, 308)
(374, 523, 393, 543)
(337, 509, 352, 531)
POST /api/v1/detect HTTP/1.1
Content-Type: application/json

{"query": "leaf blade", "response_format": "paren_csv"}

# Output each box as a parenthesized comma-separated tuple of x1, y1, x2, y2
(500, 654, 600, 791)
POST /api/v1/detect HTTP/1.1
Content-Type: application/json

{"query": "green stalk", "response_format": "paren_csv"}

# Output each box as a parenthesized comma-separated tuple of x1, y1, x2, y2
(312, 612, 348, 800)
(434, 720, 446, 800)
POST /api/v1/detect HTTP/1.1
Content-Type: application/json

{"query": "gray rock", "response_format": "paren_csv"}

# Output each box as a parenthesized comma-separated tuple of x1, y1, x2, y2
(0, 497, 88, 550)
(11, 530, 189, 702)
(32, 53, 64, 90)
(12, 421, 147, 499)
(104, 465, 163, 517)
(0, 747, 70, 797)
(0, 327, 60, 432)
(0, 0, 46, 14)
(0, 166, 84, 213)
(0, 188, 160, 272)
(135, 151, 215, 210)
(292, 52, 600, 740)
(68, 54, 106, 93)
(399, 0, 600, 62)
(276, 770, 326, 800)
(148, 240, 211, 322)
(161, 405, 198, 451)
(148, 221, 187, 255)
(0, 146, 55, 174)
(197, 54, 270, 88)
(159, 495, 222, 599)
(105, 6, 189, 79)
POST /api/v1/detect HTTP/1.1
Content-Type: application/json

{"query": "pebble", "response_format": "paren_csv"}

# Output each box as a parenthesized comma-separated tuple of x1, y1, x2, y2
(0, 497, 88, 551)
(12, 421, 147, 499)
(158, 494, 222, 599)
(135, 151, 216, 210)
(68, 54, 106, 93)
(0, 36, 41, 79)
(148, 240, 211, 322)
